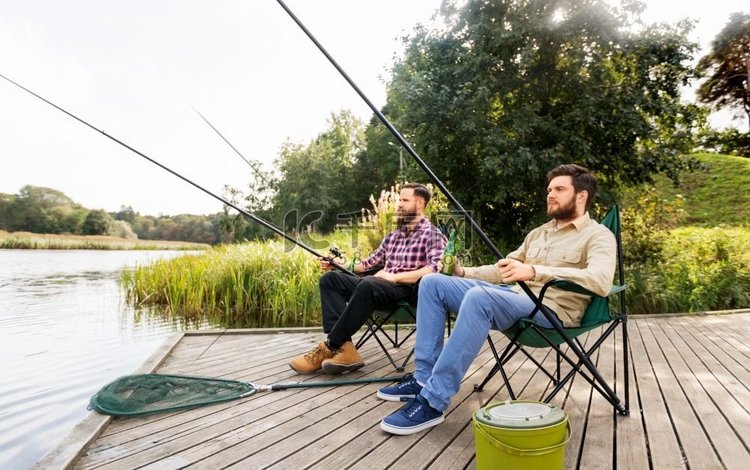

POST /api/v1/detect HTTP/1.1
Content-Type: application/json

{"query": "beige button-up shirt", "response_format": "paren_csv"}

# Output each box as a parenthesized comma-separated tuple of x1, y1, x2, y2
(462, 212, 616, 327)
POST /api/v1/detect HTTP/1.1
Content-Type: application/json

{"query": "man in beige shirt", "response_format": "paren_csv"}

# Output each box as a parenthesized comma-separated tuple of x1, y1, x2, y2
(377, 164, 617, 435)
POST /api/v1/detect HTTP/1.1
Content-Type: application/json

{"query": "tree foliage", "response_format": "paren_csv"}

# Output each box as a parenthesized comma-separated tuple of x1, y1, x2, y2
(697, 12, 750, 131)
(0, 188, 227, 244)
(272, 110, 367, 232)
(373, 0, 703, 246)
(82, 209, 114, 235)
(0, 185, 87, 234)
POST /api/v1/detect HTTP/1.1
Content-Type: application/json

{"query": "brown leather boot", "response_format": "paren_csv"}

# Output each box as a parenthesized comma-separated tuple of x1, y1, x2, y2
(321, 341, 364, 375)
(289, 341, 334, 374)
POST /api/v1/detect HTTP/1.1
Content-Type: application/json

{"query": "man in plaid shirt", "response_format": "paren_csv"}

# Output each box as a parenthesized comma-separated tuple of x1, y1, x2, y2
(289, 183, 447, 375)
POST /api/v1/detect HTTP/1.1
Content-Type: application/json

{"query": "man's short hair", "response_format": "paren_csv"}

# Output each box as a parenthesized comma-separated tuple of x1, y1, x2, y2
(546, 164, 597, 211)
(401, 183, 431, 205)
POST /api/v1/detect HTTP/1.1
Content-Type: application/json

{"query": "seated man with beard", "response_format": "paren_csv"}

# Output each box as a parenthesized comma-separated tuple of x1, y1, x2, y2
(377, 164, 617, 434)
(289, 183, 447, 375)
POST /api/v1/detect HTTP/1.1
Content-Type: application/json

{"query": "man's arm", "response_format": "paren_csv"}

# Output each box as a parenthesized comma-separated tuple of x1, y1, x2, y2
(374, 265, 434, 284)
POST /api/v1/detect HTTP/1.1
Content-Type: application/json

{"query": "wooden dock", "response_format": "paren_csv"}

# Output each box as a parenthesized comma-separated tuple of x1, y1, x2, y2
(39, 312, 750, 469)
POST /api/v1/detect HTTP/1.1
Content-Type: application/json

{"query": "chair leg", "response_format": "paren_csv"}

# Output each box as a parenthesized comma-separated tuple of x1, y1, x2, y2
(474, 362, 498, 392)
(622, 316, 630, 415)
(372, 329, 400, 371)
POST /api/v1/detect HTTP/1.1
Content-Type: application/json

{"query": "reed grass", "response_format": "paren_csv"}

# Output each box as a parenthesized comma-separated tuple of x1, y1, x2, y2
(122, 232, 374, 328)
(0, 230, 210, 250)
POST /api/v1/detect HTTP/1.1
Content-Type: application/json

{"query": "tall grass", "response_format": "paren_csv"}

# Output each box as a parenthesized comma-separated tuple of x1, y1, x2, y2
(122, 232, 374, 328)
(0, 230, 209, 250)
(626, 226, 750, 314)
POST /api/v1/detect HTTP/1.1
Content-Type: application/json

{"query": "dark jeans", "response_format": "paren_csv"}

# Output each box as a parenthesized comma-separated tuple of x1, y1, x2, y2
(320, 271, 416, 349)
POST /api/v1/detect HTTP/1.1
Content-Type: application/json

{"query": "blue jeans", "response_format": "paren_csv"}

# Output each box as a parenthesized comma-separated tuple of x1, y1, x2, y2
(414, 273, 556, 412)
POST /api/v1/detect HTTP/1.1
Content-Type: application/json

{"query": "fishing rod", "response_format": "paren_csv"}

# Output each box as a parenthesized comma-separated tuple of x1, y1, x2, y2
(0, 72, 353, 276)
(192, 106, 270, 184)
(275, 0, 625, 413)
(274, 1, 506, 265)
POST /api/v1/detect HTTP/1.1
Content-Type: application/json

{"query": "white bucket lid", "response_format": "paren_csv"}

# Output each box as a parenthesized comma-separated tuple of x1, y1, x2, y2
(475, 400, 567, 429)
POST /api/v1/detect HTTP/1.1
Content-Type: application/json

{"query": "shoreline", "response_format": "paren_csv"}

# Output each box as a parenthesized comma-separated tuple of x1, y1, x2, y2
(0, 230, 210, 251)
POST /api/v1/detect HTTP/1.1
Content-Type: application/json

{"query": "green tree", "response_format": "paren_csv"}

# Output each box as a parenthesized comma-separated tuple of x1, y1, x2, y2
(376, 0, 703, 247)
(8, 186, 84, 234)
(0, 193, 15, 231)
(82, 209, 114, 235)
(273, 110, 366, 232)
(697, 12, 750, 132)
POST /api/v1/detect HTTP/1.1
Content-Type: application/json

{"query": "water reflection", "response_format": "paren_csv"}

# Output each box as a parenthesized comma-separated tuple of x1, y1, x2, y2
(0, 249, 213, 469)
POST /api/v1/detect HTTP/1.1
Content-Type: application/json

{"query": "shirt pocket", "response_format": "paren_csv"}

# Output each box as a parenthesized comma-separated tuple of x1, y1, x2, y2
(525, 241, 544, 262)
(549, 248, 583, 266)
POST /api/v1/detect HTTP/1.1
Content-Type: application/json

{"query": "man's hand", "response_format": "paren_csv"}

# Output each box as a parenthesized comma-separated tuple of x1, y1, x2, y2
(497, 258, 535, 283)
(438, 256, 465, 277)
(318, 257, 345, 271)
(373, 270, 398, 283)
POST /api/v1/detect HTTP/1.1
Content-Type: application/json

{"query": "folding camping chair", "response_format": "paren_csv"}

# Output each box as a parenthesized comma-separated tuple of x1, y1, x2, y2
(473, 205, 629, 416)
(356, 300, 417, 372)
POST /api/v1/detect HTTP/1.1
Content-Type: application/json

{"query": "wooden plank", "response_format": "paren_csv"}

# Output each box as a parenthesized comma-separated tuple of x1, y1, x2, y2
(92, 332, 325, 439)
(686, 317, 750, 382)
(658, 317, 750, 466)
(230, 336, 504, 469)
(628, 319, 685, 469)
(555, 330, 600, 470)
(362, 336, 558, 469)
(34, 333, 184, 470)
(49, 313, 750, 469)
(613, 323, 649, 470)
(639, 317, 722, 468)
(576, 328, 615, 469)
(671, 318, 750, 417)
(77, 335, 389, 468)
(153, 357, 410, 469)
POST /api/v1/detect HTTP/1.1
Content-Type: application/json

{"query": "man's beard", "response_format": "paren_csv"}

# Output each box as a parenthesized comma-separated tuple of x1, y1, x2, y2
(547, 198, 577, 220)
(397, 210, 418, 226)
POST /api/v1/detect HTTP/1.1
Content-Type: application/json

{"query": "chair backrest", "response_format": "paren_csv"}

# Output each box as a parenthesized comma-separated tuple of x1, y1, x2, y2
(579, 204, 624, 327)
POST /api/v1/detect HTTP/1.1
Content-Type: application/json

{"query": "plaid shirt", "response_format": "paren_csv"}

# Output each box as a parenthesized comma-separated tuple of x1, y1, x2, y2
(360, 217, 447, 274)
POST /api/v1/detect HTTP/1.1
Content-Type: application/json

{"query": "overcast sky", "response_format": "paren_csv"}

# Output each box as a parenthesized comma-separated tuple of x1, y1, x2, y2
(1, 1, 748, 216)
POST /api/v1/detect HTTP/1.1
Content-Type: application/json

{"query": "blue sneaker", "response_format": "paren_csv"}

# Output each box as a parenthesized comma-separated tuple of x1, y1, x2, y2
(380, 395, 444, 435)
(377, 373, 422, 401)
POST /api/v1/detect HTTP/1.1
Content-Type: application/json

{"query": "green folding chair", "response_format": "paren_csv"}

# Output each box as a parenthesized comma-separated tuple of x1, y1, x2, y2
(474, 205, 629, 416)
(356, 300, 417, 372)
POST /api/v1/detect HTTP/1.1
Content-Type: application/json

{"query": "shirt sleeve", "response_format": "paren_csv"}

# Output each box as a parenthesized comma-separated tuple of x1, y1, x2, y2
(532, 227, 616, 297)
(360, 233, 389, 270)
(463, 233, 533, 283)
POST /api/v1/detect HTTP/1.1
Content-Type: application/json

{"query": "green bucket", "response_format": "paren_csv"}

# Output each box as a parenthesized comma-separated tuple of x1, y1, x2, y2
(473, 400, 571, 470)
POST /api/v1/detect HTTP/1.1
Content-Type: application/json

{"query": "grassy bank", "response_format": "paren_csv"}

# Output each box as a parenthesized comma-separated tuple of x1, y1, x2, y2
(125, 154, 750, 326)
(652, 153, 750, 226)
(0, 230, 210, 250)
(122, 231, 372, 327)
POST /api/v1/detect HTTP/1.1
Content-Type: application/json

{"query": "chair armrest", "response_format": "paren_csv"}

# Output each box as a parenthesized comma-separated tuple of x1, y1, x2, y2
(546, 279, 627, 298)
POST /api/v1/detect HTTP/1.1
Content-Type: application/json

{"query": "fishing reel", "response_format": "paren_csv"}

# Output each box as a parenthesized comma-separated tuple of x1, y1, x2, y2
(328, 245, 344, 261)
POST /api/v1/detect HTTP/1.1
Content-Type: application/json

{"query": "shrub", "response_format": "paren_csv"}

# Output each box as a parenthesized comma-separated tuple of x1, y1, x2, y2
(625, 227, 750, 314)
(698, 128, 750, 157)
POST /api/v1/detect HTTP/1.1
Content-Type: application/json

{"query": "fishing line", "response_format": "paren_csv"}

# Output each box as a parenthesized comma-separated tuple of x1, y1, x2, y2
(191, 106, 272, 187)
(0, 72, 354, 277)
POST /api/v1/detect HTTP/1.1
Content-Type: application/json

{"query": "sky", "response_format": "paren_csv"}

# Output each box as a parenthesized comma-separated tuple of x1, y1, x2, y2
(1, 1, 748, 216)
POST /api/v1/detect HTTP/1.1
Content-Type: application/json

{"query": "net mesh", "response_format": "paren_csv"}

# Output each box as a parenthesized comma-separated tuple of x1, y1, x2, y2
(88, 374, 256, 417)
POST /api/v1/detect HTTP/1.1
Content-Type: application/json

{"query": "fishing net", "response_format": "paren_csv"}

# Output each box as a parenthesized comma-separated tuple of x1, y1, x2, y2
(88, 374, 257, 417)
(89, 373, 404, 418)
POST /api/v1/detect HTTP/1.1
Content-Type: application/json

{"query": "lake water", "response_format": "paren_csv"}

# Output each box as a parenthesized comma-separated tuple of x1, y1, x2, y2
(0, 249, 210, 469)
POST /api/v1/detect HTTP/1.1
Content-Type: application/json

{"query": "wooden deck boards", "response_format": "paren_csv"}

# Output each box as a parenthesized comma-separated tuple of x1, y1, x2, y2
(43, 312, 750, 469)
